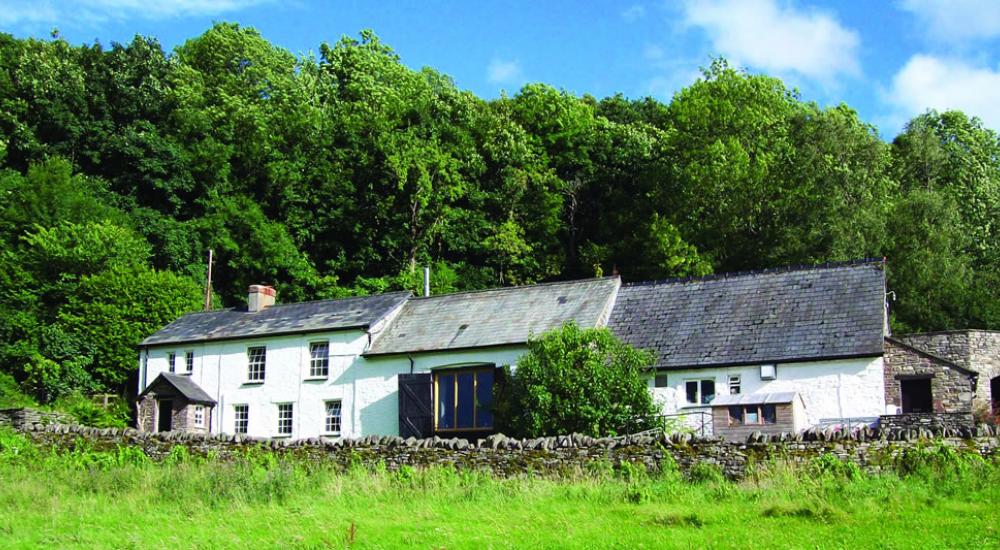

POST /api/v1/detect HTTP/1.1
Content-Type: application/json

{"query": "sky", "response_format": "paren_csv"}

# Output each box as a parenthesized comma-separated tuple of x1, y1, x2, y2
(2, 0, 1000, 138)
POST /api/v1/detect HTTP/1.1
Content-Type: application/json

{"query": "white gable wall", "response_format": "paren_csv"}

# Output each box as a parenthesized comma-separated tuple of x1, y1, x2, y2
(650, 356, 887, 433)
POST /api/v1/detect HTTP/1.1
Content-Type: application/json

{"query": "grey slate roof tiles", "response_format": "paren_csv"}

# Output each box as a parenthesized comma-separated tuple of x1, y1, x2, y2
(139, 372, 217, 404)
(141, 292, 411, 346)
(607, 261, 887, 369)
(365, 277, 621, 356)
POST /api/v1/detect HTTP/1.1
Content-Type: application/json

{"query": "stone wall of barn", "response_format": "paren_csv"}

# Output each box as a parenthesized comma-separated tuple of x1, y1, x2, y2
(896, 330, 1000, 414)
(882, 339, 976, 413)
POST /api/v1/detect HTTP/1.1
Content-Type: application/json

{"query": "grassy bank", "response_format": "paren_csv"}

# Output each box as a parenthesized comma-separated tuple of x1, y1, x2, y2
(0, 429, 997, 549)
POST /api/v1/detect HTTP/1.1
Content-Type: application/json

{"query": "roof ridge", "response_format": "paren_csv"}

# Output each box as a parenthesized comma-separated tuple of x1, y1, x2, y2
(407, 276, 619, 301)
(175, 290, 412, 317)
(622, 258, 885, 288)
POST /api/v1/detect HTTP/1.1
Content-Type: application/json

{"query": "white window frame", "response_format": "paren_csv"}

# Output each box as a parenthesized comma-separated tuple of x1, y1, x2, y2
(277, 403, 293, 437)
(168, 352, 176, 373)
(247, 346, 267, 383)
(324, 400, 342, 435)
(184, 351, 194, 375)
(233, 404, 249, 434)
(684, 379, 716, 406)
(193, 405, 204, 427)
(728, 375, 741, 395)
(309, 341, 330, 379)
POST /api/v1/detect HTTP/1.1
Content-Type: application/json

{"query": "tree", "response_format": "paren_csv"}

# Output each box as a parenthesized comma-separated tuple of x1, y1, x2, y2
(498, 323, 660, 437)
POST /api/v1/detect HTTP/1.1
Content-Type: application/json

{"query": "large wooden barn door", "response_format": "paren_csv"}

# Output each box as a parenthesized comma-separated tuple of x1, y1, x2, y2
(398, 373, 433, 438)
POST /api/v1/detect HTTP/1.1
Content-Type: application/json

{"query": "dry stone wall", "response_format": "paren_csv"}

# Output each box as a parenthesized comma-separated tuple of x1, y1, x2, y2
(0, 408, 71, 429)
(17, 421, 1000, 480)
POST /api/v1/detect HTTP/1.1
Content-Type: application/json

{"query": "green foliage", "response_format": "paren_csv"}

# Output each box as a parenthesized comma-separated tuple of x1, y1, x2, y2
(0, 24, 998, 405)
(498, 322, 660, 437)
(52, 393, 130, 428)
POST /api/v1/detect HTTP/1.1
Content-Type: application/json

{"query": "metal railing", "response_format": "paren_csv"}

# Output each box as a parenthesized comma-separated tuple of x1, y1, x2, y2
(632, 411, 713, 438)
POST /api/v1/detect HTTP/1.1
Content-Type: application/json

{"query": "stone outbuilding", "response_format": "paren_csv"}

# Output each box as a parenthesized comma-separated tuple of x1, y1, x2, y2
(137, 372, 216, 433)
(883, 337, 978, 414)
(891, 330, 1000, 418)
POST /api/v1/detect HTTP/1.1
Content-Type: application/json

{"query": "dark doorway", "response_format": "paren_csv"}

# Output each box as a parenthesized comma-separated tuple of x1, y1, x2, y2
(901, 378, 933, 413)
(991, 376, 1000, 416)
(157, 400, 173, 432)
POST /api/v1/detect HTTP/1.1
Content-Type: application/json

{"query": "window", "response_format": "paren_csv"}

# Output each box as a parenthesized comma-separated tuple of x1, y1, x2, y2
(728, 375, 741, 395)
(309, 342, 330, 378)
(185, 351, 194, 374)
(324, 400, 342, 435)
(760, 364, 777, 380)
(168, 352, 176, 373)
(728, 404, 778, 426)
(654, 373, 669, 388)
(193, 405, 204, 427)
(277, 403, 293, 436)
(685, 379, 716, 405)
(234, 405, 248, 434)
(247, 346, 266, 382)
(435, 367, 494, 431)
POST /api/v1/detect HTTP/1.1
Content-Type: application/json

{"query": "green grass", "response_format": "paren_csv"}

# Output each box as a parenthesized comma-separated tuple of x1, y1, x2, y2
(0, 429, 998, 549)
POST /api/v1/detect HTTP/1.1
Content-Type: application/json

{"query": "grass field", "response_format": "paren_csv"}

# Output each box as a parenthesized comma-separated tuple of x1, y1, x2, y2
(0, 429, 997, 549)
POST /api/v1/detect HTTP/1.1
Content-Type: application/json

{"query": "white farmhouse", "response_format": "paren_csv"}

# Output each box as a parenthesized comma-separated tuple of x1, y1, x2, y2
(137, 259, 988, 440)
(136, 278, 620, 439)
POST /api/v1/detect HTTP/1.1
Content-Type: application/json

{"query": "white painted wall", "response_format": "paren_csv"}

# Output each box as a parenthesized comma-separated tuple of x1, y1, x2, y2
(140, 329, 527, 439)
(649, 356, 888, 433)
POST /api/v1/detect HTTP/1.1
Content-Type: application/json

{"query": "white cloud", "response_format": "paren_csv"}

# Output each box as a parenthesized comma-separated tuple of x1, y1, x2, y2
(681, 0, 860, 85)
(0, 0, 269, 26)
(621, 4, 645, 22)
(900, 0, 1000, 42)
(886, 54, 1000, 130)
(487, 57, 523, 85)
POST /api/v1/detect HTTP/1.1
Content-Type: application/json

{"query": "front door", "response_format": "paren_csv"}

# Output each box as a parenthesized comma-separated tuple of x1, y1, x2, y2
(157, 399, 173, 432)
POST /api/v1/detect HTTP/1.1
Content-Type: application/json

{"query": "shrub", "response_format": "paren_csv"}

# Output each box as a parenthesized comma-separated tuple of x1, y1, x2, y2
(497, 322, 661, 438)
(53, 393, 130, 428)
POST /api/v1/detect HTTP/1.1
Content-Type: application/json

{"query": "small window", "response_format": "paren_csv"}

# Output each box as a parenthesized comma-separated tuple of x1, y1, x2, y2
(760, 364, 777, 380)
(185, 351, 194, 374)
(654, 373, 669, 388)
(168, 352, 176, 373)
(247, 346, 267, 382)
(728, 405, 744, 426)
(193, 405, 204, 427)
(277, 403, 293, 436)
(685, 379, 716, 405)
(309, 342, 330, 378)
(728, 375, 741, 395)
(730, 404, 779, 426)
(234, 405, 248, 434)
(324, 400, 342, 435)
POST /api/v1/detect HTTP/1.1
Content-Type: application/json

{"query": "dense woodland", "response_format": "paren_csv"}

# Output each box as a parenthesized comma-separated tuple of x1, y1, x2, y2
(0, 24, 998, 402)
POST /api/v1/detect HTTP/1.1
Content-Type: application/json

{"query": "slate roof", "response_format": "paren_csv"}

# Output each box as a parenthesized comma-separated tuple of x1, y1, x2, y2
(139, 372, 216, 404)
(608, 261, 887, 369)
(365, 277, 621, 356)
(141, 292, 410, 346)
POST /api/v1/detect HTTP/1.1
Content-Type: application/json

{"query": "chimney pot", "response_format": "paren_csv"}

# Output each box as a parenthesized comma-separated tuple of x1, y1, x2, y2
(248, 285, 276, 312)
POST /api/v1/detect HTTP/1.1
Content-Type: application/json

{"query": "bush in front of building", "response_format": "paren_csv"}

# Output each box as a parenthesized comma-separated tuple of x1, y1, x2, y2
(496, 322, 661, 438)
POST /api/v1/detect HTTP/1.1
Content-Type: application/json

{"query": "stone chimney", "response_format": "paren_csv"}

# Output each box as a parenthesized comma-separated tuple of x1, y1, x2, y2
(248, 285, 276, 312)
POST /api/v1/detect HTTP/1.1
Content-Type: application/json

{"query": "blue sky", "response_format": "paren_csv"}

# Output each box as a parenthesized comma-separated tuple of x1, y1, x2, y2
(3, 0, 1000, 137)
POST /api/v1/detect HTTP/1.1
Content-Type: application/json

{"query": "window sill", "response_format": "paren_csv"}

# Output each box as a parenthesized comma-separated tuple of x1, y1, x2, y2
(303, 376, 328, 382)
(181, 372, 193, 376)
(322, 433, 341, 438)
(242, 381, 265, 386)
(273, 434, 292, 439)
